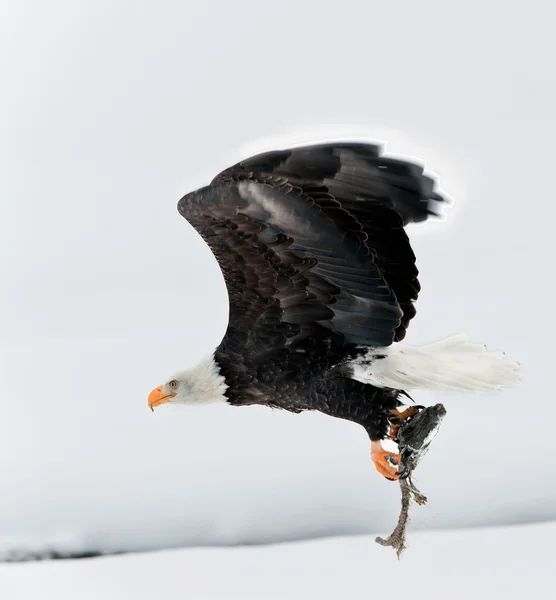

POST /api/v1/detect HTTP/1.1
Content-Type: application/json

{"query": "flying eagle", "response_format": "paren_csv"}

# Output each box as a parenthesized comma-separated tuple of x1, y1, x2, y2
(148, 142, 521, 480)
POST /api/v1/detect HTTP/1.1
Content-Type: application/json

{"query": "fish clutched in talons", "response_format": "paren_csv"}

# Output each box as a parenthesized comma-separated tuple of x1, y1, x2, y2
(371, 404, 424, 480)
(388, 405, 424, 441)
(375, 403, 447, 558)
(397, 403, 446, 472)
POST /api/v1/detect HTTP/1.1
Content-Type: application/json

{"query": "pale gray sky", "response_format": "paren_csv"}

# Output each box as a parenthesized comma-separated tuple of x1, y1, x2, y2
(1, 0, 554, 556)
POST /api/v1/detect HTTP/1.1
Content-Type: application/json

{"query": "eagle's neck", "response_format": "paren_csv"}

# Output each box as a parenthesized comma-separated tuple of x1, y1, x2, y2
(181, 354, 229, 404)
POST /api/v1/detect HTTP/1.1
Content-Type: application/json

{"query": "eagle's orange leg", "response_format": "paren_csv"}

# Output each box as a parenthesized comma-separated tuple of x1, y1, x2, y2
(371, 441, 401, 480)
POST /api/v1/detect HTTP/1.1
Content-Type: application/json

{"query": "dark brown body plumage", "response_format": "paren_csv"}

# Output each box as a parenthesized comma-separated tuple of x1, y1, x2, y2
(177, 143, 444, 441)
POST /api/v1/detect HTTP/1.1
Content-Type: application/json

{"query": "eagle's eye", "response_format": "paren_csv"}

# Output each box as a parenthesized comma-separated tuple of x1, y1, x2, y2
(168, 380, 178, 390)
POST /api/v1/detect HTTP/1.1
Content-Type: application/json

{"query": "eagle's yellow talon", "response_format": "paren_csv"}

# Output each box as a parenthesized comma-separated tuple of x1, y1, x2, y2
(371, 440, 401, 480)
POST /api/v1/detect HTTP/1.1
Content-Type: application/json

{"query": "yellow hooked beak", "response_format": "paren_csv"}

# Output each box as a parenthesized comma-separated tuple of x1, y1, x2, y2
(148, 385, 176, 412)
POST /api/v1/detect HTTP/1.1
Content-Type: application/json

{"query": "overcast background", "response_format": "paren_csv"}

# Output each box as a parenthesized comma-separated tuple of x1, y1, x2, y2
(1, 0, 554, 561)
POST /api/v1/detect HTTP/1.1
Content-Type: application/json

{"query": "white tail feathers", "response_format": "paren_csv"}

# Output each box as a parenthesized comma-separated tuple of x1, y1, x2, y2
(349, 334, 522, 392)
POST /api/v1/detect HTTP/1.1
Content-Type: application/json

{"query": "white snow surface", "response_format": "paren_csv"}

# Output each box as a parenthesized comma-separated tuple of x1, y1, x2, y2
(2, 0, 555, 560)
(1, 523, 554, 600)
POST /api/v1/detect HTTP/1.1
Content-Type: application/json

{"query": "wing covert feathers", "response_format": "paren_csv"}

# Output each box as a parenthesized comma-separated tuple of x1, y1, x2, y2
(178, 142, 445, 347)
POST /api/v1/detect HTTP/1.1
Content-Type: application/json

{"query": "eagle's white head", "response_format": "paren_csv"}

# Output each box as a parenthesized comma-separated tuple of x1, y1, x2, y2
(148, 355, 228, 410)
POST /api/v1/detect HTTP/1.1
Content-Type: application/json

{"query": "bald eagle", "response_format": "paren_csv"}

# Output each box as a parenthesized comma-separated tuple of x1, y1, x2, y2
(148, 142, 521, 480)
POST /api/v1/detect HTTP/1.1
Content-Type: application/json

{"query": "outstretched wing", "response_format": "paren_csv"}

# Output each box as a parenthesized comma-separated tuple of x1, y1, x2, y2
(177, 142, 444, 355)
(214, 143, 445, 341)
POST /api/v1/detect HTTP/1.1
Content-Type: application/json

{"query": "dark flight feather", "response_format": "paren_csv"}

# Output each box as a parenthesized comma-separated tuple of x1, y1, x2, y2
(205, 142, 444, 341)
